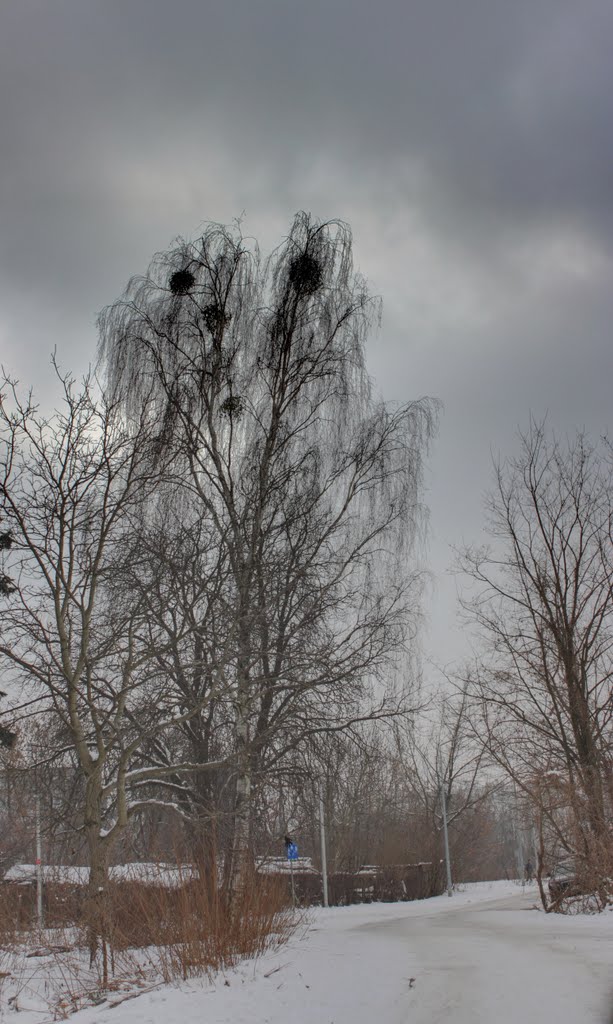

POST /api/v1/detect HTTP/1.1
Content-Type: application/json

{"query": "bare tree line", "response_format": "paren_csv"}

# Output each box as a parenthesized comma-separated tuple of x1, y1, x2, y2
(1, 213, 610, 931)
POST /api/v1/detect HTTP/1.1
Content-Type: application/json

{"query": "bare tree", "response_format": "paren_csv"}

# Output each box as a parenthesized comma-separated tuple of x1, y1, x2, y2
(117, 509, 238, 873)
(460, 422, 613, 901)
(0, 369, 231, 957)
(397, 687, 496, 882)
(98, 212, 437, 888)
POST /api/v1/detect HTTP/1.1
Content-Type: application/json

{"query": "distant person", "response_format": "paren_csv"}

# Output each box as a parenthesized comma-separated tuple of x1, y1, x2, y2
(524, 860, 534, 882)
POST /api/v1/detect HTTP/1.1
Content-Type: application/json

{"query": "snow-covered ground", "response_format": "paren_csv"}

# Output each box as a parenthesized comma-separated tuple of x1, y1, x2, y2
(3, 881, 612, 1024)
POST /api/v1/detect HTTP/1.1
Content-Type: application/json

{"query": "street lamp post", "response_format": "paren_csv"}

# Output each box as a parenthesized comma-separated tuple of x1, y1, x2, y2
(440, 780, 453, 897)
(318, 783, 329, 908)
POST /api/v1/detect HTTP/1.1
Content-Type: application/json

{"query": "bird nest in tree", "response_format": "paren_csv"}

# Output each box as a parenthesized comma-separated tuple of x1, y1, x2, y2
(202, 303, 232, 334)
(0, 575, 16, 597)
(0, 724, 17, 750)
(220, 395, 244, 419)
(169, 269, 195, 295)
(288, 253, 323, 295)
(0, 532, 13, 551)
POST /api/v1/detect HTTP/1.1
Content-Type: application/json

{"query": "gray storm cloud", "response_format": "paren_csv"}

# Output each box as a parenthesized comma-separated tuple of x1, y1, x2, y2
(1, 0, 611, 664)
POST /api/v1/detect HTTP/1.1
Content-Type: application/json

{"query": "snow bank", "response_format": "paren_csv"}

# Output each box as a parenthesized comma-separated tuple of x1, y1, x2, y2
(2, 862, 197, 888)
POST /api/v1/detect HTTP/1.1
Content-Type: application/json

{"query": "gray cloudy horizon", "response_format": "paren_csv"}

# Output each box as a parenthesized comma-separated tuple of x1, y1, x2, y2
(1, 0, 612, 669)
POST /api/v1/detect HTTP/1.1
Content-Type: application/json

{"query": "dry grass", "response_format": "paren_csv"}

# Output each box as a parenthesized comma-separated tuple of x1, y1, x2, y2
(0, 864, 299, 1016)
(106, 868, 297, 982)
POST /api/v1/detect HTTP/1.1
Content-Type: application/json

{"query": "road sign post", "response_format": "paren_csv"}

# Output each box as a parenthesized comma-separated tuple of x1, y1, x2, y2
(285, 836, 299, 906)
(318, 783, 329, 907)
(440, 781, 453, 897)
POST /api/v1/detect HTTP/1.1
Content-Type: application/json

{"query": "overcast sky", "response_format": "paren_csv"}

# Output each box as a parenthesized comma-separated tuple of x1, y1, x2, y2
(1, 0, 612, 671)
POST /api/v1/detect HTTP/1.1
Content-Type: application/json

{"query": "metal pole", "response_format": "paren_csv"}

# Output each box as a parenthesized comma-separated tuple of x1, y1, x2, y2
(289, 857, 296, 906)
(35, 795, 44, 930)
(512, 780, 524, 881)
(440, 781, 453, 897)
(319, 783, 329, 908)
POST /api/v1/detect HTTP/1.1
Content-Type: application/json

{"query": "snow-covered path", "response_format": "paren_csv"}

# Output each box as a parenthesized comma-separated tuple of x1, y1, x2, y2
(14, 882, 612, 1024)
(361, 890, 612, 1023)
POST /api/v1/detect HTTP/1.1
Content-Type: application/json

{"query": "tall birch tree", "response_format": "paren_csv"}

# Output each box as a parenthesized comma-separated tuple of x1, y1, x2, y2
(99, 213, 436, 886)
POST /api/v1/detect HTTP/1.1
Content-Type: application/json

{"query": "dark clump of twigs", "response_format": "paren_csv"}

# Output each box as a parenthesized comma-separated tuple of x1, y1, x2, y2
(0, 575, 16, 597)
(0, 724, 17, 749)
(219, 395, 243, 419)
(288, 252, 323, 295)
(169, 269, 195, 296)
(202, 303, 231, 335)
(0, 532, 13, 551)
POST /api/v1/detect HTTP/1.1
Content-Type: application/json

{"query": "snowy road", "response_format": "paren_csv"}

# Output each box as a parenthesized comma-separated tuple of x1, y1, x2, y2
(24, 882, 612, 1024)
(361, 891, 613, 1024)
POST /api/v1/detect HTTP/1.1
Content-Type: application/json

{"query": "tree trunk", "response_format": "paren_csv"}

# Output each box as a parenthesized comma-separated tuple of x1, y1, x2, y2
(84, 775, 111, 977)
(535, 816, 549, 912)
(227, 698, 252, 898)
(225, 594, 254, 898)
